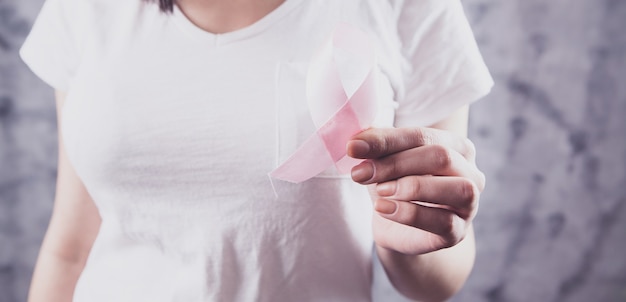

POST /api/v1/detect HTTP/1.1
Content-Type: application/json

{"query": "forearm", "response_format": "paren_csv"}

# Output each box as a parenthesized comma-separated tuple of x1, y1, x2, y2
(28, 248, 88, 302)
(28, 204, 98, 302)
(29, 90, 101, 301)
(376, 224, 476, 302)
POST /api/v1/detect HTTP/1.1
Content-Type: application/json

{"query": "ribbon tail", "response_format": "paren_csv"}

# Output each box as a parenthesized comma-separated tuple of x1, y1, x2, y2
(269, 133, 335, 183)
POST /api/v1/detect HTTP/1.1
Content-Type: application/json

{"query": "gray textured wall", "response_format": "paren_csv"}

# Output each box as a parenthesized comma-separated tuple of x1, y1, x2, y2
(455, 0, 626, 301)
(1, 0, 625, 301)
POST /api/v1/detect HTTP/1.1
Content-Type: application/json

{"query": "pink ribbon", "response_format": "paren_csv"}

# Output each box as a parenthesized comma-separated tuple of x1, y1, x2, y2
(269, 23, 377, 183)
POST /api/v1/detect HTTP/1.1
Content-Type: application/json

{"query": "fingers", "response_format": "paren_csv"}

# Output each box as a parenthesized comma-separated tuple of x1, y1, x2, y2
(376, 176, 479, 219)
(357, 127, 482, 253)
(347, 127, 476, 162)
(351, 144, 485, 190)
(374, 198, 468, 249)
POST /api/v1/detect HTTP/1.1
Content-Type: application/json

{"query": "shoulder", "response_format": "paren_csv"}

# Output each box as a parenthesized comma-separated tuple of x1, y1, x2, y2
(56, 0, 160, 50)
(48, 0, 148, 31)
(385, 0, 462, 15)
(52, 0, 142, 11)
(332, 0, 470, 50)
(41, 0, 138, 19)
(35, 0, 148, 35)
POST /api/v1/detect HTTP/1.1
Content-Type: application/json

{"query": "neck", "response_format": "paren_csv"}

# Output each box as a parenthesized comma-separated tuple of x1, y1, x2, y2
(176, 0, 286, 34)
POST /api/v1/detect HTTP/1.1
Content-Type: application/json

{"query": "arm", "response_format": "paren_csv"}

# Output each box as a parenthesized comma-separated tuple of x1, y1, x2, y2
(28, 91, 102, 302)
(349, 105, 483, 301)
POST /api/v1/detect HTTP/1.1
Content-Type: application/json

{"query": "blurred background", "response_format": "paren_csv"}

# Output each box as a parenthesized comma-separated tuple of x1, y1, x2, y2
(1, 0, 625, 301)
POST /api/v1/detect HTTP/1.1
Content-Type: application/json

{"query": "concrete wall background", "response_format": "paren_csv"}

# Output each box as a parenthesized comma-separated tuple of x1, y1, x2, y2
(1, 0, 625, 301)
(455, 1, 626, 301)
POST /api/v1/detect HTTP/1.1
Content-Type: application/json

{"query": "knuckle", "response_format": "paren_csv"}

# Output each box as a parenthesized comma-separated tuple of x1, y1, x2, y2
(390, 156, 402, 177)
(459, 179, 478, 204)
(423, 128, 437, 145)
(464, 138, 477, 158)
(440, 214, 465, 248)
(369, 136, 385, 155)
(431, 145, 453, 170)
(408, 177, 421, 199)
(459, 179, 480, 218)
(371, 131, 392, 155)
(409, 127, 428, 146)
(478, 171, 487, 191)
(399, 176, 421, 200)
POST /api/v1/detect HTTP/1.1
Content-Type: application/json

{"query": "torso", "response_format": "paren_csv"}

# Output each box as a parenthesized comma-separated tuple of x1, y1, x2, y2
(62, 1, 401, 301)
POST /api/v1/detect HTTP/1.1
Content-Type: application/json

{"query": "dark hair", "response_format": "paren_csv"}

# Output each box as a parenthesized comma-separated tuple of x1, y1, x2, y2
(146, 0, 174, 13)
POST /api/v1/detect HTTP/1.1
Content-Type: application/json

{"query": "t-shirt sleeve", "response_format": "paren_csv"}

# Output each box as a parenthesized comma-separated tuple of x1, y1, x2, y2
(19, 0, 82, 92)
(390, 0, 494, 127)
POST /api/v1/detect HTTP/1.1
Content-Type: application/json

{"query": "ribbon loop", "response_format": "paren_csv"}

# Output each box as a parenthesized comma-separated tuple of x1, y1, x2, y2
(269, 23, 377, 183)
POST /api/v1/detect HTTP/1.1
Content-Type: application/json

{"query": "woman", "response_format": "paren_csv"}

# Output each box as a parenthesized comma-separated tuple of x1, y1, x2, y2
(20, 0, 493, 301)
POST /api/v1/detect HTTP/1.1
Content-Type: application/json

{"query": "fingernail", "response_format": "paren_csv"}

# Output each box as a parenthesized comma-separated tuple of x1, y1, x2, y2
(351, 161, 375, 183)
(376, 181, 397, 196)
(347, 140, 370, 158)
(375, 199, 397, 215)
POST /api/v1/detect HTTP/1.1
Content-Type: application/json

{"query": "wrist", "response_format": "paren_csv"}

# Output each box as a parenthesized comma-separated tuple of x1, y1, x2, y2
(375, 225, 477, 302)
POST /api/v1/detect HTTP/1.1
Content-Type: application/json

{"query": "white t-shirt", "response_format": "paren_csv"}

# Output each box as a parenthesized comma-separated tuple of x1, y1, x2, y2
(20, 0, 493, 301)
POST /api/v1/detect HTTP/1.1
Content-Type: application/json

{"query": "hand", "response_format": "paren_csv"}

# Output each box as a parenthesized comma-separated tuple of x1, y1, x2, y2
(347, 127, 485, 255)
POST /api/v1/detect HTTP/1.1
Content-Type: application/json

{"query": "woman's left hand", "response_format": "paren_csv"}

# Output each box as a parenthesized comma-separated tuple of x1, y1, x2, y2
(347, 127, 485, 255)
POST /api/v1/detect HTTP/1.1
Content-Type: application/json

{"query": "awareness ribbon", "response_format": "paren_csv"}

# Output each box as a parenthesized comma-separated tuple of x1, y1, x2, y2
(269, 23, 378, 183)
